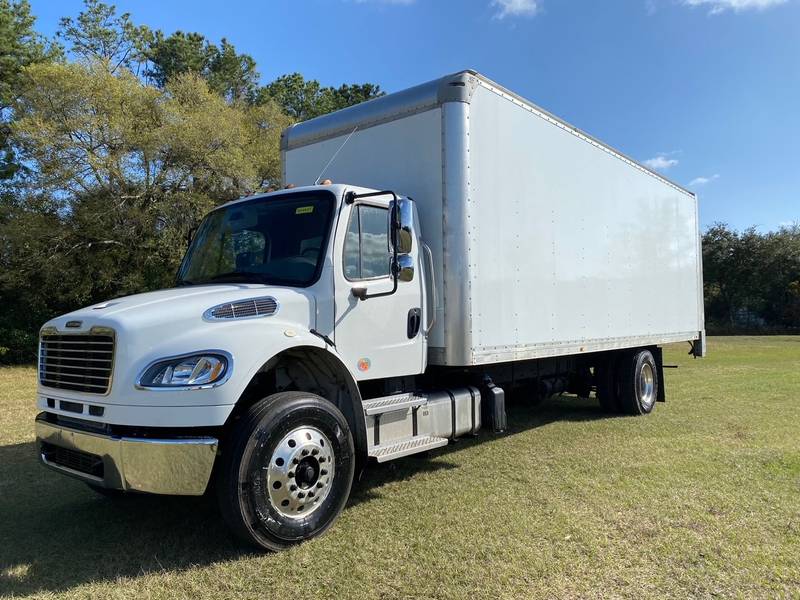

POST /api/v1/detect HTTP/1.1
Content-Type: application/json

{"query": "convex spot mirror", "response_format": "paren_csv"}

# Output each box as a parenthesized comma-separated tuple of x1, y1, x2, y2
(396, 254, 414, 282)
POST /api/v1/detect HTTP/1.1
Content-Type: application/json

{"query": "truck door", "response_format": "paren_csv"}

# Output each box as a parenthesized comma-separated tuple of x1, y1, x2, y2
(332, 192, 426, 380)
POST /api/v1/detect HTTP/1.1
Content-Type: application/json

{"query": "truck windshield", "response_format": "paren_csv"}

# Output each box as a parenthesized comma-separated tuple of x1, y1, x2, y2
(177, 191, 335, 287)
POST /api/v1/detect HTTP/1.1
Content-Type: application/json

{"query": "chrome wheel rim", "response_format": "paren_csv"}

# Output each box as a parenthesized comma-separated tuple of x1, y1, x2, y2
(266, 426, 335, 519)
(639, 362, 656, 409)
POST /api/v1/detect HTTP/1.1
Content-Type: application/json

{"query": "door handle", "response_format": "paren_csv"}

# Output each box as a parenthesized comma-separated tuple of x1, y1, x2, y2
(407, 308, 421, 339)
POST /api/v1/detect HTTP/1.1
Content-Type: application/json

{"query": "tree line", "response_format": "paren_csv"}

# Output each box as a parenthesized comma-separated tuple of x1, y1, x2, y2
(703, 223, 800, 333)
(0, 0, 384, 362)
(0, 1, 798, 363)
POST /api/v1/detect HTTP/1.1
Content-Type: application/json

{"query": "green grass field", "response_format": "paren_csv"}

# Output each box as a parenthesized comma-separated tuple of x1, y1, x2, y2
(1, 337, 798, 599)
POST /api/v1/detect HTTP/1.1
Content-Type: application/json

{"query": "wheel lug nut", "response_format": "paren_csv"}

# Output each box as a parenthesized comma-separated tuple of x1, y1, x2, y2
(302, 449, 309, 456)
(292, 458, 299, 465)
(288, 471, 295, 478)
(290, 484, 297, 491)
(308, 491, 315, 498)
(316, 482, 323, 489)
(318, 457, 325, 463)
(298, 492, 305, 499)
(311, 448, 319, 455)
(320, 469, 328, 476)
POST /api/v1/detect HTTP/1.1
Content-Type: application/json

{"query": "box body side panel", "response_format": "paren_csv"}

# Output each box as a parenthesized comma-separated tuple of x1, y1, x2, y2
(466, 84, 703, 363)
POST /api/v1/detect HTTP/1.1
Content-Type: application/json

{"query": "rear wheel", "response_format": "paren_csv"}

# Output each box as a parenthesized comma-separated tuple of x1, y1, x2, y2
(217, 391, 355, 551)
(617, 349, 658, 415)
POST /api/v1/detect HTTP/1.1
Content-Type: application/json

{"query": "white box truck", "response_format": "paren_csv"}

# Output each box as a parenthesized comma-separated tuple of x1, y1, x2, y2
(34, 70, 705, 551)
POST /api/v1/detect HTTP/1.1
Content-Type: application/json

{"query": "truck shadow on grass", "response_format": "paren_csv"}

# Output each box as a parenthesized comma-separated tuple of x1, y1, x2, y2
(0, 441, 460, 597)
(351, 394, 614, 503)
(0, 441, 244, 597)
(0, 396, 609, 596)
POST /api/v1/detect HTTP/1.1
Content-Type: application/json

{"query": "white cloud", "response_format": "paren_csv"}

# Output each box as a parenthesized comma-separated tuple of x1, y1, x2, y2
(689, 174, 720, 186)
(681, 0, 787, 14)
(644, 154, 679, 171)
(491, 0, 541, 19)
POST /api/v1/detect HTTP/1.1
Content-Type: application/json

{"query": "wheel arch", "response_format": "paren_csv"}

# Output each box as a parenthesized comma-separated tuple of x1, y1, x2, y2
(228, 345, 367, 467)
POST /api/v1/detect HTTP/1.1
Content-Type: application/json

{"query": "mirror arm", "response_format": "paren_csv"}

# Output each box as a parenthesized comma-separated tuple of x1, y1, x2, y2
(345, 189, 398, 204)
(351, 275, 398, 301)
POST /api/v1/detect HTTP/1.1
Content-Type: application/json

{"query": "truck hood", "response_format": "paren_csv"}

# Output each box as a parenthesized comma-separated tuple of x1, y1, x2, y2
(39, 284, 323, 408)
(50, 284, 315, 331)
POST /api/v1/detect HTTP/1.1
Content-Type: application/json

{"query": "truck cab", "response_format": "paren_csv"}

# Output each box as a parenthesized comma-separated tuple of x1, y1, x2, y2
(35, 183, 447, 551)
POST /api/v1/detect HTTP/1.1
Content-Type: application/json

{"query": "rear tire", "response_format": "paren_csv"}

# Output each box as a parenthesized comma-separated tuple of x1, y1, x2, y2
(216, 391, 355, 551)
(617, 349, 658, 416)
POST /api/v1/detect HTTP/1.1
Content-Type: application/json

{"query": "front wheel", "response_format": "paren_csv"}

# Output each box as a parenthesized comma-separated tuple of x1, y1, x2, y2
(217, 391, 355, 551)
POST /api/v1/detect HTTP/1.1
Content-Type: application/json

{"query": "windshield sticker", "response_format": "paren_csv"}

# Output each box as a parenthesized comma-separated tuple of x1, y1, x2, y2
(295, 206, 314, 215)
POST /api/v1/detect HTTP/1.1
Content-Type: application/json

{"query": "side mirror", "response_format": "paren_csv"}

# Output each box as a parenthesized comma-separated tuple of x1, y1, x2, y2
(349, 192, 416, 301)
(394, 198, 414, 255)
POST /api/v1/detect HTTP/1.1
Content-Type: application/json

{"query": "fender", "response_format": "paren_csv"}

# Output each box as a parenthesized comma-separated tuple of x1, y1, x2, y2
(232, 340, 368, 467)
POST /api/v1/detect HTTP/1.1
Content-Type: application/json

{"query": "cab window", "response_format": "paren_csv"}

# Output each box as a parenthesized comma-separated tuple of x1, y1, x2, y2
(343, 205, 391, 280)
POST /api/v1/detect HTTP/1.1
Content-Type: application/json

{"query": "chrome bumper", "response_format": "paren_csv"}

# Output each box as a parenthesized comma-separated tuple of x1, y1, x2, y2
(35, 415, 218, 496)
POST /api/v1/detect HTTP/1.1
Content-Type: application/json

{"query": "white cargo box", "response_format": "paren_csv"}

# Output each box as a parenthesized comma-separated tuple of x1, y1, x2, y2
(282, 70, 705, 366)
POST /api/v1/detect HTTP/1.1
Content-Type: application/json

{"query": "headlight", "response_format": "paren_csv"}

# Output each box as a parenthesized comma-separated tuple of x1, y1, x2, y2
(137, 352, 230, 389)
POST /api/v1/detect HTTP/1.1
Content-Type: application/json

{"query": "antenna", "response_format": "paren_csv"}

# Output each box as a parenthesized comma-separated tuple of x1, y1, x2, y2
(314, 126, 358, 185)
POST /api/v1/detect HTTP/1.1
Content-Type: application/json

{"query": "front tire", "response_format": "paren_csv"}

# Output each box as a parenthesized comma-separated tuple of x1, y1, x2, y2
(217, 391, 355, 551)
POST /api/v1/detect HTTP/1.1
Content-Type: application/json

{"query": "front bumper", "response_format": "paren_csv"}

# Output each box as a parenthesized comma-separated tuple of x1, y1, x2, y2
(35, 414, 218, 495)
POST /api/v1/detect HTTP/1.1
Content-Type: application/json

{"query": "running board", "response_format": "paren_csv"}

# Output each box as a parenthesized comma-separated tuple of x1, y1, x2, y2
(362, 393, 426, 416)
(369, 436, 448, 463)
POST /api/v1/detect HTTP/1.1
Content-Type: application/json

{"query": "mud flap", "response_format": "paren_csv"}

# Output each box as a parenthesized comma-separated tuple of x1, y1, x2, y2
(653, 346, 666, 403)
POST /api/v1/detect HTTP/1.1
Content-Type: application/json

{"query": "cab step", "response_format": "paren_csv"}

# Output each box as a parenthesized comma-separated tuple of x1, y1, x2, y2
(362, 393, 426, 416)
(368, 435, 448, 463)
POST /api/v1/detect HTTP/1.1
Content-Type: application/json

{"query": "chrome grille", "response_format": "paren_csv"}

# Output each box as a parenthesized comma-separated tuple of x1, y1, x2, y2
(204, 296, 278, 320)
(39, 332, 114, 394)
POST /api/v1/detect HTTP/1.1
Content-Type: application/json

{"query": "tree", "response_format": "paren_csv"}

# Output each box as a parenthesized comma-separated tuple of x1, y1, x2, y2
(703, 224, 761, 327)
(58, 1, 260, 103)
(258, 73, 384, 121)
(145, 31, 259, 102)
(1, 60, 289, 361)
(702, 223, 800, 330)
(0, 0, 60, 179)
(144, 30, 209, 87)
(13, 61, 286, 197)
(0, 0, 386, 363)
(56, 0, 150, 74)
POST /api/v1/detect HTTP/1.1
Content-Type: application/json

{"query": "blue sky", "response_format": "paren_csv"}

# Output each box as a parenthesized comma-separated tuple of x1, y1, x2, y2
(29, 0, 800, 231)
